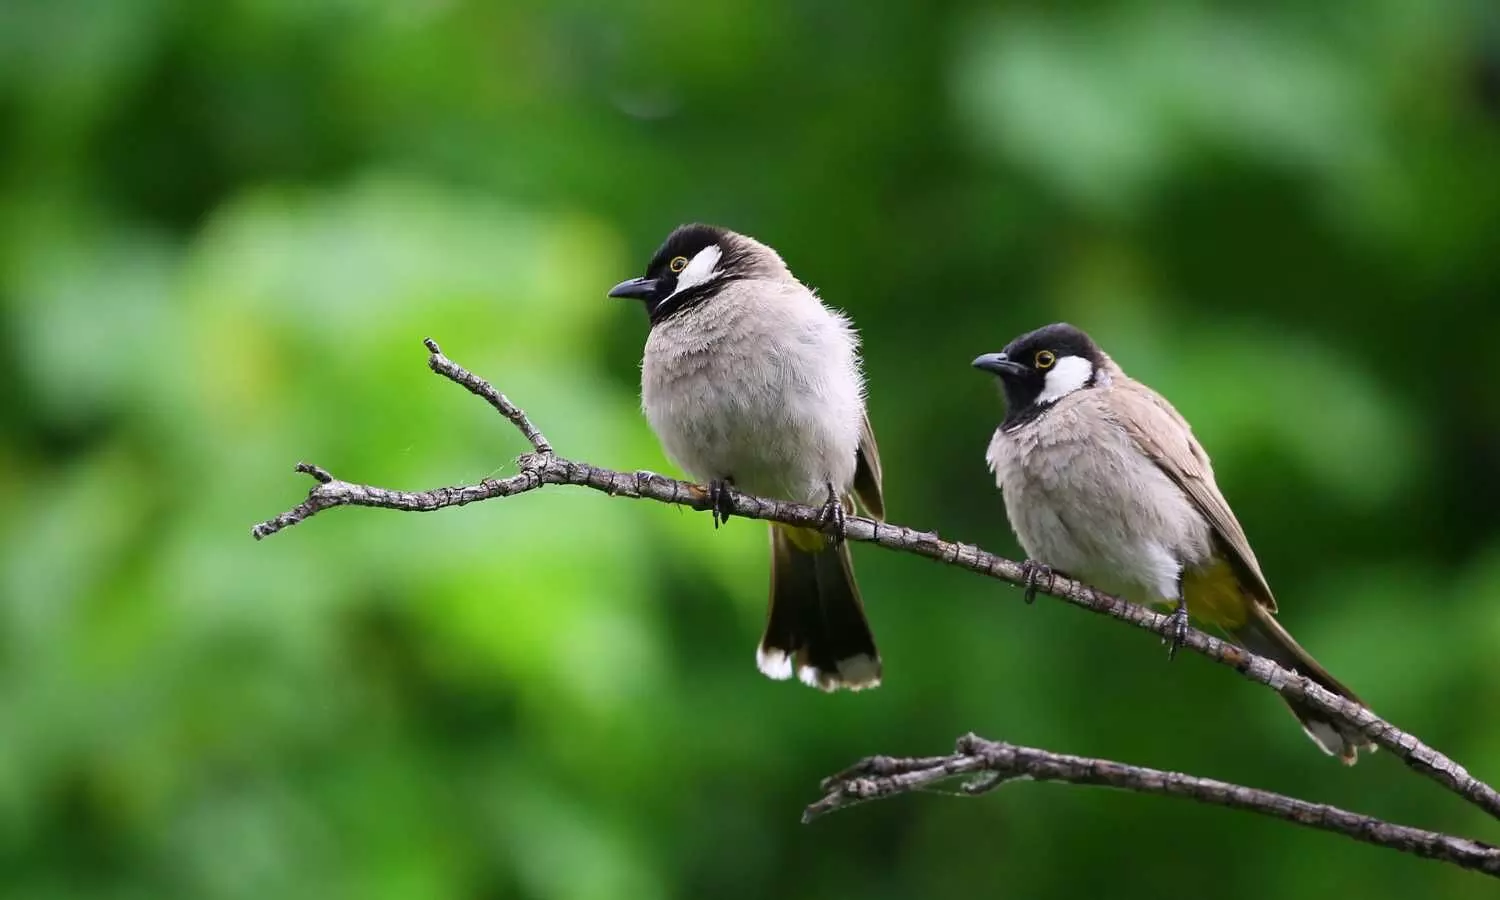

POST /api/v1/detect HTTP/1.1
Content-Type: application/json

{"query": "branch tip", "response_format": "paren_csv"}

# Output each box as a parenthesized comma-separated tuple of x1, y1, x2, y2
(423, 337, 441, 355)
(295, 462, 334, 483)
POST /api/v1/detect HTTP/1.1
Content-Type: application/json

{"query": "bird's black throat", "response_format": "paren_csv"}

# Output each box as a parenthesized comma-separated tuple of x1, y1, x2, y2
(644, 279, 731, 326)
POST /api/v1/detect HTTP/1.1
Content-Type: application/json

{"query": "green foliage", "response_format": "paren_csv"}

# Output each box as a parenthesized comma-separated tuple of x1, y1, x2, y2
(2, 0, 1498, 896)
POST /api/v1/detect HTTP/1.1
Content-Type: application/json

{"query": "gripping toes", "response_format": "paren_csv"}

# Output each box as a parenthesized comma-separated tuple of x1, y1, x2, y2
(818, 482, 846, 545)
(1019, 559, 1055, 605)
(708, 478, 735, 528)
(1162, 601, 1190, 660)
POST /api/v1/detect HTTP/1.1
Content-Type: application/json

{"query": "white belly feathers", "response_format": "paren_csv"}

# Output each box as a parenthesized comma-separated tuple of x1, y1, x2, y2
(641, 280, 865, 506)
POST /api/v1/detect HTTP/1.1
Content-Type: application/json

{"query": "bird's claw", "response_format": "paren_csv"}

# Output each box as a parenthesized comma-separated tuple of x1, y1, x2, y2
(1019, 560, 1054, 604)
(1162, 601, 1190, 660)
(708, 479, 735, 528)
(818, 483, 846, 545)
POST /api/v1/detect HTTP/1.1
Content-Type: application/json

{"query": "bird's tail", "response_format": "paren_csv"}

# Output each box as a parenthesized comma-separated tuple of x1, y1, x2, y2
(757, 524, 881, 691)
(1228, 604, 1374, 764)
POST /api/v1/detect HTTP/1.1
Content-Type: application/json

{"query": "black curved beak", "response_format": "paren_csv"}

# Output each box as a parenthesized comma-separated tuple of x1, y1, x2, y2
(973, 352, 1027, 378)
(608, 276, 659, 299)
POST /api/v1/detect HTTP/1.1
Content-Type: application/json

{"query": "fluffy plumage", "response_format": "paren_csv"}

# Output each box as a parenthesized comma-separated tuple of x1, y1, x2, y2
(643, 276, 866, 507)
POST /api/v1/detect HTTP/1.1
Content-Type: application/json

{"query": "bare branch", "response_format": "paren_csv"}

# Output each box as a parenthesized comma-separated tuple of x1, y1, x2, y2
(249, 337, 1500, 875)
(248, 462, 545, 540)
(424, 337, 553, 454)
(808, 735, 1500, 878)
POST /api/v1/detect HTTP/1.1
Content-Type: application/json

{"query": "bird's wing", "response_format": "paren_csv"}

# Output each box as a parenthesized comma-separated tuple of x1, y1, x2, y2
(850, 409, 885, 521)
(1108, 378, 1277, 612)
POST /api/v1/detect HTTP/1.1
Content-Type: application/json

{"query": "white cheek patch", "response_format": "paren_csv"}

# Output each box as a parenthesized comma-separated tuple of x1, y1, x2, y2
(1036, 355, 1094, 404)
(667, 244, 722, 298)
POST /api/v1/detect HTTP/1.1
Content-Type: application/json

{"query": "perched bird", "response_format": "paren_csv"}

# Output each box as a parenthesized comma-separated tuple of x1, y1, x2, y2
(609, 223, 885, 691)
(973, 323, 1373, 762)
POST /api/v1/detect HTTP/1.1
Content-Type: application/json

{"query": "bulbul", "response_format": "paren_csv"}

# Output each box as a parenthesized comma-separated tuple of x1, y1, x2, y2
(609, 223, 884, 691)
(973, 323, 1373, 762)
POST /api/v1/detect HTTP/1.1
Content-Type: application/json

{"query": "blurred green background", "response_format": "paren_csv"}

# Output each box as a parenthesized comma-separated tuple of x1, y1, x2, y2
(3, 0, 1500, 897)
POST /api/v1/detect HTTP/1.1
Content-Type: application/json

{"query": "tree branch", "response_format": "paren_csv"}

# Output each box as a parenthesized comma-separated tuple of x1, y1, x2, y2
(250, 337, 1500, 877)
(423, 338, 553, 455)
(807, 735, 1500, 877)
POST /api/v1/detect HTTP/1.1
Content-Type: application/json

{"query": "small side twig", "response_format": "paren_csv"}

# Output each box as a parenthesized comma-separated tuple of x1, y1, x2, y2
(808, 735, 1500, 877)
(423, 338, 553, 455)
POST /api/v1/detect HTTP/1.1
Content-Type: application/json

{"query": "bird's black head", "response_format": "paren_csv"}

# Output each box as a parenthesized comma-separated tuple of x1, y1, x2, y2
(608, 223, 744, 324)
(973, 323, 1108, 429)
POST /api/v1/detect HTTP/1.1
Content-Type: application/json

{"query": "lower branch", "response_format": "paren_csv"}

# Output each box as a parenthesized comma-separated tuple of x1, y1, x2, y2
(808, 736, 1500, 877)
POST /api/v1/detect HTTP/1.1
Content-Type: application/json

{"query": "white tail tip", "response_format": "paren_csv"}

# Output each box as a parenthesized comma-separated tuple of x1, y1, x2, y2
(794, 655, 882, 692)
(756, 647, 794, 680)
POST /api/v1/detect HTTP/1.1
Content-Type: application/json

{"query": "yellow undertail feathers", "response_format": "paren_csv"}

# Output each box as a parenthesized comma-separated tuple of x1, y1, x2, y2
(1179, 558, 1252, 630)
(1175, 557, 1372, 764)
(774, 522, 828, 553)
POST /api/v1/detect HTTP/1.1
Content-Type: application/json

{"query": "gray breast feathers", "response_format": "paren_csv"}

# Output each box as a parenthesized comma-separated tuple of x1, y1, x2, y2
(640, 279, 867, 505)
(986, 387, 1215, 603)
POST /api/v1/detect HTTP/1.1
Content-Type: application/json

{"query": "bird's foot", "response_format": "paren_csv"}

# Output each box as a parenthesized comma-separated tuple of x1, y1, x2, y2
(1162, 601, 1190, 660)
(708, 478, 736, 528)
(817, 482, 847, 546)
(1019, 560, 1055, 605)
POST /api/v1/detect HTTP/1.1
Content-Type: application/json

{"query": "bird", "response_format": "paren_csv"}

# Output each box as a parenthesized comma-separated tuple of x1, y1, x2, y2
(973, 322, 1373, 762)
(608, 223, 885, 691)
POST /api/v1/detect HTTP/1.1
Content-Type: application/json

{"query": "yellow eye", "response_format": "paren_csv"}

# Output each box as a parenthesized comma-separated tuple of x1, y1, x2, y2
(669, 256, 689, 273)
(1035, 350, 1056, 369)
